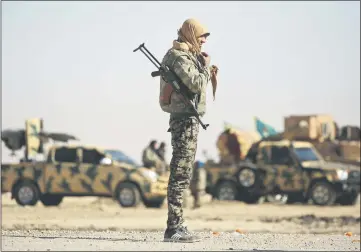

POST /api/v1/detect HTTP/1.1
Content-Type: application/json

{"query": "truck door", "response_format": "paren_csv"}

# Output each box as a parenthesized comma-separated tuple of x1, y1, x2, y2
(79, 147, 112, 195)
(44, 146, 83, 194)
(255, 145, 276, 192)
(269, 146, 305, 192)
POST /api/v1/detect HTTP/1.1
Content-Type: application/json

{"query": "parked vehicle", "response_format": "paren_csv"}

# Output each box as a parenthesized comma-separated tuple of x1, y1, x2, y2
(205, 140, 360, 206)
(1, 145, 168, 208)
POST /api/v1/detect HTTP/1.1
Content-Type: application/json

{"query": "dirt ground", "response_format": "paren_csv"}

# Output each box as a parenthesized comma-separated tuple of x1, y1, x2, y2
(1, 193, 361, 251)
(2, 230, 360, 251)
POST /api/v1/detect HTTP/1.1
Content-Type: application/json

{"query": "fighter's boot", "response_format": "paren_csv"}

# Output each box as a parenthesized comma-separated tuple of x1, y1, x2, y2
(181, 226, 202, 241)
(163, 226, 201, 243)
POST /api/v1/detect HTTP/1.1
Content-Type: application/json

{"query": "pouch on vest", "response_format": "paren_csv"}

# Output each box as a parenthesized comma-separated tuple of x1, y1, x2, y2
(160, 83, 174, 107)
(158, 51, 200, 114)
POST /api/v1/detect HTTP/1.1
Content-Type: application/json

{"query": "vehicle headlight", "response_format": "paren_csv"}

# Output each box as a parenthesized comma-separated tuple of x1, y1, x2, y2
(238, 168, 256, 187)
(336, 170, 348, 181)
(141, 169, 159, 182)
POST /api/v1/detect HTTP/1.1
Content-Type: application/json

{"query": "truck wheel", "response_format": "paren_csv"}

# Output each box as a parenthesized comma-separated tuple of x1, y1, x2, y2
(337, 192, 359, 206)
(13, 181, 40, 206)
(143, 199, 164, 208)
(215, 181, 238, 201)
(40, 194, 63, 206)
(238, 168, 257, 188)
(309, 182, 337, 206)
(116, 182, 141, 207)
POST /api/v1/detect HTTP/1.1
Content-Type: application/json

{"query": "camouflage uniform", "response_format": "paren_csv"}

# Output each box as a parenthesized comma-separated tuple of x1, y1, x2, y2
(156, 143, 166, 161)
(168, 117, 200, 223)
(156, 143, 169, 174)
(190, 161, 207, 208)
(159, 18, 214, 243)
(161, 44, 211, 231)
(142, 143, 160, 169)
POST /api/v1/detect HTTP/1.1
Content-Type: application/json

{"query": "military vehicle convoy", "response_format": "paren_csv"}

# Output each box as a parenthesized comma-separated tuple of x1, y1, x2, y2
(205, 139, 360, 206)
(1, 118, 168, 208)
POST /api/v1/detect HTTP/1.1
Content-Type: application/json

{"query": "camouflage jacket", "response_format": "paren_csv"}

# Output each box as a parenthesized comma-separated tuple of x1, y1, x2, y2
(159, 48, 211, 119)
(142, 146, 159, 168)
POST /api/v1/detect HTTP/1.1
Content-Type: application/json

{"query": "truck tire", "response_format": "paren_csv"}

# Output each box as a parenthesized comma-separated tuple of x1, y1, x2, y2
(215, 181, 238, 201)
(13, 180, 40, 206)
(309, 182, 337, 206)
(337, 192, 359, 206)
(116, 182, 141, 207)
(238, 168, 257, 188)
(40, 194, 63, 206)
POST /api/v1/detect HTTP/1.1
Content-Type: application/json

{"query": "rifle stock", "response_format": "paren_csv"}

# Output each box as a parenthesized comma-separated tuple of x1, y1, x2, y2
(151, 71, 161, 77)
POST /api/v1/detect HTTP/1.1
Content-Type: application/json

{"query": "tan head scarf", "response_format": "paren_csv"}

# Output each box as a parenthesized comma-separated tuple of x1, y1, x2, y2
(174, 18, 218, 101)
(177, 18, 210, 55)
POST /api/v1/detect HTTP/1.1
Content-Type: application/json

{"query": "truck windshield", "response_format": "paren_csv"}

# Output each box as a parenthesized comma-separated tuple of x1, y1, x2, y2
(104, 149, 140, 167)
(293, 147, 320, 162)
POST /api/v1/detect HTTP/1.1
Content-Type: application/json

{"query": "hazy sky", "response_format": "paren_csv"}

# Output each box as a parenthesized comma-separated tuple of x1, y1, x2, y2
(2, 1, 360, 163)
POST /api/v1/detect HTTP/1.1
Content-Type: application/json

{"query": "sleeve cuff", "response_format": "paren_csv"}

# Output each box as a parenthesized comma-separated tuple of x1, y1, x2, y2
(203, 67, 211, 81)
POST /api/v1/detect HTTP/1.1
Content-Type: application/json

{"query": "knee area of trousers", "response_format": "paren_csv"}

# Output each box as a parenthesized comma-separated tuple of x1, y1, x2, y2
(168, 172, 191, 182)
(172, 150, 196, 160)
(168, 180, 190, 190)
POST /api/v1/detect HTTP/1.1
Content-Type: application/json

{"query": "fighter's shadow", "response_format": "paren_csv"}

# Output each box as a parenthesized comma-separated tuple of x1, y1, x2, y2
(2, 234, 148, 243)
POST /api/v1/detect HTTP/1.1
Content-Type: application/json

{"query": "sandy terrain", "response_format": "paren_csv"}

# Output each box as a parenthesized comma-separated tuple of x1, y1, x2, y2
(2, 230, 360, 251)
(1, 193, 360, 251)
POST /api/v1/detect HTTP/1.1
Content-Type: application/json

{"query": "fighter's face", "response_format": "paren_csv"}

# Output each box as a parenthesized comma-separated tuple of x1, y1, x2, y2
(198, 35, 208, 49)
(199, 35, 207, 44)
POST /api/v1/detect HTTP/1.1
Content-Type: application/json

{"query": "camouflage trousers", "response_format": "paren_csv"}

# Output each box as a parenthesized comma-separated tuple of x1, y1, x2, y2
(166, 117, 199, 229)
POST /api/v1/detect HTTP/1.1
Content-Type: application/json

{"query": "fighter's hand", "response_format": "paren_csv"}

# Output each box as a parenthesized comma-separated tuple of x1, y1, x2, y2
(210, 65, 219, 76)
(200, 52, 211, 67)
(210, 65, 218, 101)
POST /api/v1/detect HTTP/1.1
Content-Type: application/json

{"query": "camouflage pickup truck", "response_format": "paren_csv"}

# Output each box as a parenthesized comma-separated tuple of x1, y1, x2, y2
(205, 140, 360, 206)
(1, 145, 168, 208)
